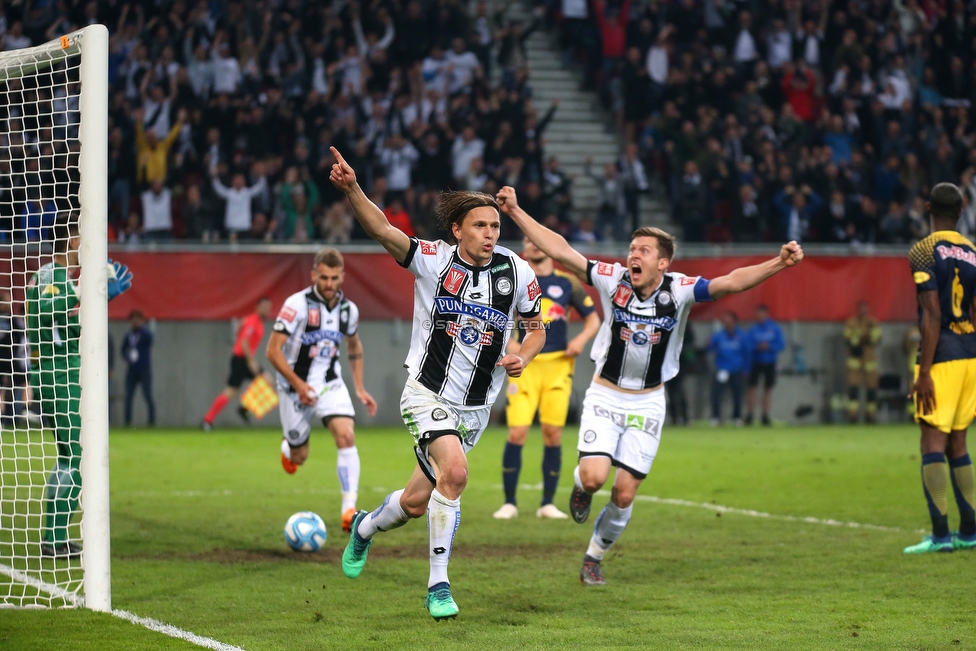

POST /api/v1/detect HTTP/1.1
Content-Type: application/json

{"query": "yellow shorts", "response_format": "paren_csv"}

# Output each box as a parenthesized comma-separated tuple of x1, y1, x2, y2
(915, 359, 976, 433)
(505, 351, 575, 427)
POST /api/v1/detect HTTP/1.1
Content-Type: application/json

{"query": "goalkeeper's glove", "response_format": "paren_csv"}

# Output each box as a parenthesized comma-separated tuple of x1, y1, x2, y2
(107, 259, 133, 301)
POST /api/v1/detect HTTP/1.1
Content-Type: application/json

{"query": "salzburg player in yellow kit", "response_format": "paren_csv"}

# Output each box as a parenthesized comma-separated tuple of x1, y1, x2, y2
(494, 238, 601, 520)
(905, 183, 976, 554)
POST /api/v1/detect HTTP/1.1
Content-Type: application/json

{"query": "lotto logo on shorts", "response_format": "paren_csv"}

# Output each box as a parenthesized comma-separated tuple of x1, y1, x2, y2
(613, 285, 633, 307)
(420, 241, 437, 255)
(443, 265, 467, 295)
(596, 262, 614, 276)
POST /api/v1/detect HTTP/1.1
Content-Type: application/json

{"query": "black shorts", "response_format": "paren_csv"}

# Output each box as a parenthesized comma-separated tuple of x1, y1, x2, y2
(227, 355, 257, 388)
(748, 362, 777, 389)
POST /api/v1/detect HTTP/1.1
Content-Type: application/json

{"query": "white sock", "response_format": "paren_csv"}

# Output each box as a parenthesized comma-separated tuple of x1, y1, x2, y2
(357, 489, 409, 539)
(427, 489, 460, 588)
(281, 439, 291, 460)
(336, 446, 360, 512)
(586, 502, 633, 561)
(573, 465, 585, 491)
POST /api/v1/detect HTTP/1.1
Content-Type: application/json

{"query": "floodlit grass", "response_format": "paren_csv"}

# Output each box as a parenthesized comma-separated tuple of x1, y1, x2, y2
(2, 424, 975, 650)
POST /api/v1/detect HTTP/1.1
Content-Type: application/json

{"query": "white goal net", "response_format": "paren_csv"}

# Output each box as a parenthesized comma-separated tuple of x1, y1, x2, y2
(0, 26, 110, 610)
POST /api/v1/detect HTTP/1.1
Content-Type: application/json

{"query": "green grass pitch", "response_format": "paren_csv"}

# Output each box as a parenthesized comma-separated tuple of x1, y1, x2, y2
(2, 424, 975, 650)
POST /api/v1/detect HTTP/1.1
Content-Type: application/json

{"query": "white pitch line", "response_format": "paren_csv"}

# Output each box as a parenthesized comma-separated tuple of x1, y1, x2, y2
(119, 484, 924, 534)
(0, 562, 80, 605)
(503, 483, 925, 533)
(110, 609, 247, 651)
(0, 563, 246, 651)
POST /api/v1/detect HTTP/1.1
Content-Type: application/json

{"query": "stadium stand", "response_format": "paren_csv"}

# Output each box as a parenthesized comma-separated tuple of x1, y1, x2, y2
(1, 0, 974, 246)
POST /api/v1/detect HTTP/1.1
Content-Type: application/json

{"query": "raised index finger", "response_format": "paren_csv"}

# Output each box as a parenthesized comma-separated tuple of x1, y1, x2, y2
(330, 146, 347, 166)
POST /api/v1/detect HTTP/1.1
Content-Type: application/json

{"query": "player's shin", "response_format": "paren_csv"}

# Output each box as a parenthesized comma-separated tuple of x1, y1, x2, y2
(950, 454, 976, 536)
(358, 489, 409, 538)
(44, 459, 81, 544)
(586, 502, 633, 561)
(922, 452, 951, 538)
(337, 446, 360, 513)
(428, 489, 461, 588)
(502, 442, 522, 505)
(542, 445, 562, 506)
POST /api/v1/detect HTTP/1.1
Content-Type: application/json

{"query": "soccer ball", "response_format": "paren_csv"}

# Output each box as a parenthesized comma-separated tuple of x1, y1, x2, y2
(283, 511, 327, 552)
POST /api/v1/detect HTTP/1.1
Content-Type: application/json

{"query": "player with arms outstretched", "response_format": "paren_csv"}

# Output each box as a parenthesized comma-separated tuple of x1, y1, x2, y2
(329, 147, 546, 620)
(27, 213, 133, 557)
(202, 296, 273, 430)
(265, 248, 377, 533)
(497, 185, 803, 585)
(905, 183, 976, 554)
(494, 236, 601, 520)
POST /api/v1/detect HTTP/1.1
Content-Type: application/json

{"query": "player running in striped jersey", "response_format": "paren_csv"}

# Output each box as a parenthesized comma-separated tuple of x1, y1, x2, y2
(265, 248, 377, 533)
(497, 185, 803, 585)
(201, 297, 273, 430)
(329, 147, 546, 620)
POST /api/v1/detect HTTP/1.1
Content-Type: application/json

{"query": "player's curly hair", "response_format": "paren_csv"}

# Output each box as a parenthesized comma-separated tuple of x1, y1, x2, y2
(435, 191, 500, 243)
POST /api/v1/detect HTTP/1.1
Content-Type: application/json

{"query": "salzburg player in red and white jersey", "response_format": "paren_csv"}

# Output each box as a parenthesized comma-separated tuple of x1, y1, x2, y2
(202, 297, 272, 430)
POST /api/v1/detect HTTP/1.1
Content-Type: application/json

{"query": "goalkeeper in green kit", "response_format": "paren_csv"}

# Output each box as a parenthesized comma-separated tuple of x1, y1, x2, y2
(27, 213, 133, 558)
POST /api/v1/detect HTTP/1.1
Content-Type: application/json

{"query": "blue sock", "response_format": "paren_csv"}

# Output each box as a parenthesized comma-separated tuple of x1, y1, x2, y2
(502, 442, 522, 506)
(950, 453, 976, 537)
(541, 445, 562, 506)
(921, 452, 950, 539)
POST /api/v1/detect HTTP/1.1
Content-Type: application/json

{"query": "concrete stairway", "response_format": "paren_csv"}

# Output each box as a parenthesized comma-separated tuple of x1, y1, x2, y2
(500, 2, 671, 228)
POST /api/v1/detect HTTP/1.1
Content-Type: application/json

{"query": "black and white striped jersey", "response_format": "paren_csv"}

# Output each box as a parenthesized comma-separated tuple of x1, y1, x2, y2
(271, 287, 359, 391)
(585, 261, 712, 390)
(399, 238, 541, 407)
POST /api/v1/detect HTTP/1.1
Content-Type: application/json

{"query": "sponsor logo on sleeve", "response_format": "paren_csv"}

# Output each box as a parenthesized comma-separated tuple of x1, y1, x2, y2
(913, 271, 931, 284)
(420, 241, 437, 255)
(527, 279, 541, 301)
(613, 285, 633, 307)
(680, 276, 697, 286)
(596, 262, 614, 276)
(443, 264, 467, 295)
(278, 306, 297, 323)
(307, 308, 320, 327)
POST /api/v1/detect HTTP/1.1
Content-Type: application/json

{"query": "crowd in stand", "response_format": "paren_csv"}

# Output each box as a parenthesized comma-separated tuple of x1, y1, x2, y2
(2, 0, 976, 245)
(1, 0, 574, 244)
(559, 0, 976, 243)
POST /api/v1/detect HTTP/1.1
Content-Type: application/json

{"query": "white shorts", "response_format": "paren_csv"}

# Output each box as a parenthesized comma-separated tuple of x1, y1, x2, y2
(278, 378, 356, 448)
(400, 378, 491, 453)
(577, 382, 666, 479)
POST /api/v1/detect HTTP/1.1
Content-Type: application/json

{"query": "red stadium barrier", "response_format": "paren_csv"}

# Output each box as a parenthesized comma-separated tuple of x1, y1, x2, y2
(86, 251, 917, 322)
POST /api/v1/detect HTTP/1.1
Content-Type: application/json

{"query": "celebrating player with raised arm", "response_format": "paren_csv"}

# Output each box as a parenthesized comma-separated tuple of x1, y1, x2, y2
(904, 183, 976, 554)
(329, 147, 546, 620)
(496, 185, 802, 585)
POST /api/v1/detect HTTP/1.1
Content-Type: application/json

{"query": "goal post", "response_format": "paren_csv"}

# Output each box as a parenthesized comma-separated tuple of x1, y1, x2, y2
(0, 25, 110, 611)
(77, 23, 111, 613)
